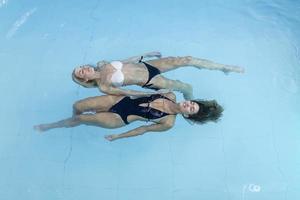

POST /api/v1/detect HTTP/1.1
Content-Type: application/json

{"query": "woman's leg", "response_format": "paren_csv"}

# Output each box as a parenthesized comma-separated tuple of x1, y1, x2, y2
(150, 75, 194, 100)
(34, 112, 125, 132)
(72, 95, 123, 115)
(146, 56, 244, 74)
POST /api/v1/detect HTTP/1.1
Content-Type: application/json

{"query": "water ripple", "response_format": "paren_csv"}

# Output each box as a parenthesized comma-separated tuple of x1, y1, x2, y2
(6, 8, 37, 39)
(0, 0, 8, 8)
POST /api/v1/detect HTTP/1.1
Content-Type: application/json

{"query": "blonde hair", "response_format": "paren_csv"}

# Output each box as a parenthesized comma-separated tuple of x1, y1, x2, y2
(72, 66, 98, 88)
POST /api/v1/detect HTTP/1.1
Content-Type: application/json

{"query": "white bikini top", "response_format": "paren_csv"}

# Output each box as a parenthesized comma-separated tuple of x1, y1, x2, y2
(110, 61, 124, 87)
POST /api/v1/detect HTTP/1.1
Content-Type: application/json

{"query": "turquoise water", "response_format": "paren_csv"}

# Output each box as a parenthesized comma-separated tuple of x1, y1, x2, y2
(1, 0, 300, 199)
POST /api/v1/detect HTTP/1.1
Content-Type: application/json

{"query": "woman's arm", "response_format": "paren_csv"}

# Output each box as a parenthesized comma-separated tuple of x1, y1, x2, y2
(105, 117, 175, 141)
(99, 85, 169, 97)
(122, 51, 162, 63)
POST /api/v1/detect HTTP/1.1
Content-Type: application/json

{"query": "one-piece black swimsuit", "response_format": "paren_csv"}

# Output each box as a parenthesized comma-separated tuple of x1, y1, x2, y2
(108, 94, 174, 124)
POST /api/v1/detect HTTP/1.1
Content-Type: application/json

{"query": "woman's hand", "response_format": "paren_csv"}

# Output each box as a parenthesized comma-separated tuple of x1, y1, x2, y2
(146, 51, 162, 59)
(104, 134, 118, 141)
(122, 52, 162, 63)
(96, 60, 108, 68)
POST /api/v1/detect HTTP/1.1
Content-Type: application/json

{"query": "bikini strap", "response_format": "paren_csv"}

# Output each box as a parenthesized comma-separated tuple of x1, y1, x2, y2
(138, 56, 144, 63)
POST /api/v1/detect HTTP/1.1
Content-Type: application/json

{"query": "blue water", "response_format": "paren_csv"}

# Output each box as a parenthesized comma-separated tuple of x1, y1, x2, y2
(1, 0, 300, 199)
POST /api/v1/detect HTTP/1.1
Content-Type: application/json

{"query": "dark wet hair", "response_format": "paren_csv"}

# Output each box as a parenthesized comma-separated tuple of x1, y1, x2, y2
(71, 65, 98, 88)
(184, 99, 224, 125)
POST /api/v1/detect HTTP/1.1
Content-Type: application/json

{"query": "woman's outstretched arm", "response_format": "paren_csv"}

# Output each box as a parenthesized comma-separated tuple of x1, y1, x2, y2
(104, 117, 175, 141)
(99, 85, 169, 98)
(121, 51, 162, 63)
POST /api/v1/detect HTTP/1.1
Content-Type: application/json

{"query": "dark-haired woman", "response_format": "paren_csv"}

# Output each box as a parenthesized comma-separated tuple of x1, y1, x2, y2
(72, 52, 244, 100)
(34, 92, 223, 141)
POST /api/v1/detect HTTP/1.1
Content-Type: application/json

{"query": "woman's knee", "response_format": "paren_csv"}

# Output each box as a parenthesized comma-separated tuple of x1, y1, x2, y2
(73, 100, 85, 113)
(75, 114, 94, 125)
(69, 114, 97, 127)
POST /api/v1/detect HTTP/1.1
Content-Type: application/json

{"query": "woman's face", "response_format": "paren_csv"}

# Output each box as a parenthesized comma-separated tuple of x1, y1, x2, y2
(74, 66, 95, 81)
(179, 101, 199, 115)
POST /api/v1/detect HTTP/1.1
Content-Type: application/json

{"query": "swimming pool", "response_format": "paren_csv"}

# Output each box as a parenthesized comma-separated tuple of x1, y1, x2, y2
(0, 0, 299, 199)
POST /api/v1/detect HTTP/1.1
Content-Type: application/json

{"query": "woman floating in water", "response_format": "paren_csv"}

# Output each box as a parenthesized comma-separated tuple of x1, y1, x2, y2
(34, 92, 223, 141)
(72, 52, 244, 100)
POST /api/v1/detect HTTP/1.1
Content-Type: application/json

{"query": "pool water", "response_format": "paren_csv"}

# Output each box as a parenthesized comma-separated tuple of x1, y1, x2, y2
(0, 0, 299, 199)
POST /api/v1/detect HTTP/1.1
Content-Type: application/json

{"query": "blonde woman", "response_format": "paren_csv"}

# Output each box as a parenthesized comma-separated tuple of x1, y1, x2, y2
(72, 52, 244, 100)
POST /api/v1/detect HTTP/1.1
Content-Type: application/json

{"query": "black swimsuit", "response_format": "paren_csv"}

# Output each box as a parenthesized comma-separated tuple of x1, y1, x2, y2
(139, 57, 161, 90)
(108, 94, 173, 124)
